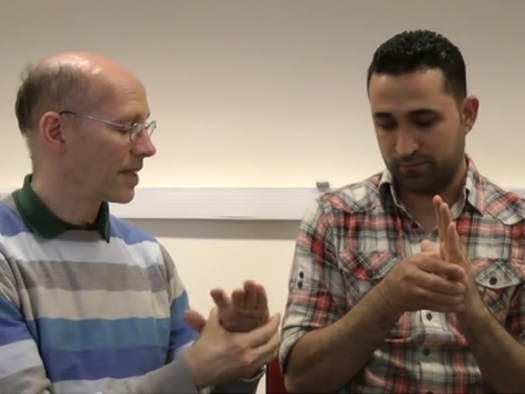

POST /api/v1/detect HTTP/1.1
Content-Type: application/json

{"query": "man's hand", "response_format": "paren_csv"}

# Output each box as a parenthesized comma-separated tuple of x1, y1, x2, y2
(184, 307, 280, 389)
(211, 280, 270, 333)
(433, 195, 464, 264)
(432, 195, 487, 323)
(379, 242, 467, 315)
(185, 280, 270, 334)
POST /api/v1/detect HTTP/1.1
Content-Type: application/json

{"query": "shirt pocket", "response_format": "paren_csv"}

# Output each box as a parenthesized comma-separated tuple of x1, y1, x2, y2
(472, 258, 525, 324)
(338, 250, 413, 340)
(338, 250, 402, 308)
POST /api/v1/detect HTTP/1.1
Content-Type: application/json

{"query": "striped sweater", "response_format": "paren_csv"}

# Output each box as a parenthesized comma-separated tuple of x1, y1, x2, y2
(0, 180, 259, 394)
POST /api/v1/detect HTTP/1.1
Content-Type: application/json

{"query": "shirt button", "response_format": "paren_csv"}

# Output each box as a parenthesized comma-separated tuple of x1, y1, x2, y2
(423, 348, 430, 356)
(426, 312, 432, 321)
(489, 277, 497, 285)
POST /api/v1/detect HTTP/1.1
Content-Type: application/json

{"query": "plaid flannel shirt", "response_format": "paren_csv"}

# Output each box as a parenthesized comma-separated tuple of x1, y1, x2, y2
(280, 158, 525, 393)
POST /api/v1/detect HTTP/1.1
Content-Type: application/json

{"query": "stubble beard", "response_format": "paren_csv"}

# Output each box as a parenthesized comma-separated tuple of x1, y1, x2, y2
(388, 133, 466, 197)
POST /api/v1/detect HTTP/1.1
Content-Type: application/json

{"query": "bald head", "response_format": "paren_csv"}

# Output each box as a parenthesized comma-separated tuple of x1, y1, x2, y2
(41, 51, 142, 86)
(15, 51, 142, 136)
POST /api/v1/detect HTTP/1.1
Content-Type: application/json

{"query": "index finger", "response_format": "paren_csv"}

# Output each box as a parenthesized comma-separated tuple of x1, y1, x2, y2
(433, 195, 446, 244)
(254, 284, 268, 312)
(417, 255, 466, 280)
(210, 288, 231, 310)
(232, 288, 246, 310)
(433, 196, 448, 260)
(446, 221, 465, 264)
(243, 281, 259, 310)
(438, 202, 456, 261)
(439, 202, 453, 236)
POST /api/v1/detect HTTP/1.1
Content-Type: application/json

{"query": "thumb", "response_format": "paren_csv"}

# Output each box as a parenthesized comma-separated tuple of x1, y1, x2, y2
(184, 309, 207, 332)
(420, 239, 439, 255)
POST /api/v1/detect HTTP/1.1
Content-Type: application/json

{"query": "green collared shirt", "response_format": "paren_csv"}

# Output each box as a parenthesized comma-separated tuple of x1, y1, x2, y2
(13, 174, 110, 242)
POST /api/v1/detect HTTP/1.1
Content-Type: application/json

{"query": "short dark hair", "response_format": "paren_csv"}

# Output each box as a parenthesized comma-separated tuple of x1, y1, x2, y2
(14, 63, 98, 135)
(367, 30, 467, 101)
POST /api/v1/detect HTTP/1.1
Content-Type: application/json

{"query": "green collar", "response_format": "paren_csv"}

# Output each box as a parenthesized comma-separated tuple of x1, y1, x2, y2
(13, 174, 110, 241)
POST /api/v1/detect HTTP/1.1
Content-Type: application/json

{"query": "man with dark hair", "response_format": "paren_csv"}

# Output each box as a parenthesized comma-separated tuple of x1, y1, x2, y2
(0, 52, 279, 394)
(367, 29, 467, 101)
(280, 29, 525, 393)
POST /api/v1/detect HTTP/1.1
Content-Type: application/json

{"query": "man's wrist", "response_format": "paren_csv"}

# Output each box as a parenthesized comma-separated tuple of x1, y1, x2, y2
(183, 346, 210, 390)
(458, 296, 491, 334)
(375, 280, 404, 323)
(239, 365, 266, 382)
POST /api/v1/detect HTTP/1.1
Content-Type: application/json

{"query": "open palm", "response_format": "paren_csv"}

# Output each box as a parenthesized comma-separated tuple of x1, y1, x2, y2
(185, 280, 270, 334)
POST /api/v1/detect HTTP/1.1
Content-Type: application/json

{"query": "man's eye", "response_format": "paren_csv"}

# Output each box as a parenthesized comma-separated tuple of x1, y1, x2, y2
(377, 122, 396, 130)
(415, 119, 435, 128)
(114, 125, 131, 134)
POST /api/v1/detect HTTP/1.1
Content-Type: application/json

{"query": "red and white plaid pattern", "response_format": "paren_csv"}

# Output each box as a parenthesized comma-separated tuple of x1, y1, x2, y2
(280, 158, 525, 393)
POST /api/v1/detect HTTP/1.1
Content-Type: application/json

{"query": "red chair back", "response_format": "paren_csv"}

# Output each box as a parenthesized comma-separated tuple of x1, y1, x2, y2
(266, 357, 288, 393)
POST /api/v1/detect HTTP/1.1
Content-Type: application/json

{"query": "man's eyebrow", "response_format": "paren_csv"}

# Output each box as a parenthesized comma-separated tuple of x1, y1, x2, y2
(115, 113, 151, 124)
(372, 111, 393, 119)
(372, 108, 438, 118)
(409, 108, 438, 116)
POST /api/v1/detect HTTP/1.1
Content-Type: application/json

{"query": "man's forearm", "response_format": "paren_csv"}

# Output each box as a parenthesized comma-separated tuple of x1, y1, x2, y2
(106, 354, 199, 394)
(285, 282, 402, 393)
(211, 369, 264, 394)
(461, 304, 525, 393)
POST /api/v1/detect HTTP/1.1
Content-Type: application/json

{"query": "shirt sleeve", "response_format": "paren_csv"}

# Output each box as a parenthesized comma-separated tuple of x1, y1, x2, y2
(279, 197, 348, 372)
(159, 244, 264, 394)
(159, 244, 199, 360)
(0, 245, 199, 394)
(0, 255, 52, 393)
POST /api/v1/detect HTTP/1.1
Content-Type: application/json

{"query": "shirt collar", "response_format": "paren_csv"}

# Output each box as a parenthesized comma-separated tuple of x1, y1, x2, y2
(13, 174, 110, 241)
(378, 155, 486, 215)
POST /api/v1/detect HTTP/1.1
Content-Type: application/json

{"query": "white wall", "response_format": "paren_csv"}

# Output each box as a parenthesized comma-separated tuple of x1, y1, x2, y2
(1, 1, 525, 392)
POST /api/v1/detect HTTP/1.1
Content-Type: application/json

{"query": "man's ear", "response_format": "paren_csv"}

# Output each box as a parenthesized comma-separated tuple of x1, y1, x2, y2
(461, 95, 479, 135)
(38, 111, 67, 155)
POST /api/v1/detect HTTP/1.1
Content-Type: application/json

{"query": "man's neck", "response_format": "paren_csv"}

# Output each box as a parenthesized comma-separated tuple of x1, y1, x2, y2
(398, 161, 468, 232)
(30, 173, 102, 226)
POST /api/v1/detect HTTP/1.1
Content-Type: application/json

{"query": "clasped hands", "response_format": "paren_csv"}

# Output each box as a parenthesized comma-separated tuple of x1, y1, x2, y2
(183, 280, 278, 386)
(381, 195, 485, 325)
(185, 280, 271, 334)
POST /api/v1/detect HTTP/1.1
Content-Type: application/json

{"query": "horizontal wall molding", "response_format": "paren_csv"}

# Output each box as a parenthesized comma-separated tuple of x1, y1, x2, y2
(1, 186, 524, 220)
(0, 187, 322, 220)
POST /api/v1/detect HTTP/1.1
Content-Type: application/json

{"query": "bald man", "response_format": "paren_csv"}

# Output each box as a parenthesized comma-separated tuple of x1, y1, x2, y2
(0, 52, 279, 394)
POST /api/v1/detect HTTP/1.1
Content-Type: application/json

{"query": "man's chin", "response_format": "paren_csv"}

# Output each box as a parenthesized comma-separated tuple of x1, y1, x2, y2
(106, 189, 136, 204)
(394, 174, 436, 194)
(398, 181, 442, 196)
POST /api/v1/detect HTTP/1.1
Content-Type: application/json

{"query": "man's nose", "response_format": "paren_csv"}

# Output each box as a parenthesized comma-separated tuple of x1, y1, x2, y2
(132, 131, 157, 158)
(395, 130, 419, 157)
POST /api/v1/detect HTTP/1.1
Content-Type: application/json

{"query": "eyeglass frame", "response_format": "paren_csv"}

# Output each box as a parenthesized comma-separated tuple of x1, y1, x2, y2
(58, 110, 157, 142)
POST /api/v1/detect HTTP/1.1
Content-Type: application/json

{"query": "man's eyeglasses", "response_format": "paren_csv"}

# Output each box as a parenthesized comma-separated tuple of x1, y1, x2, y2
(59, 110, 157, 142)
